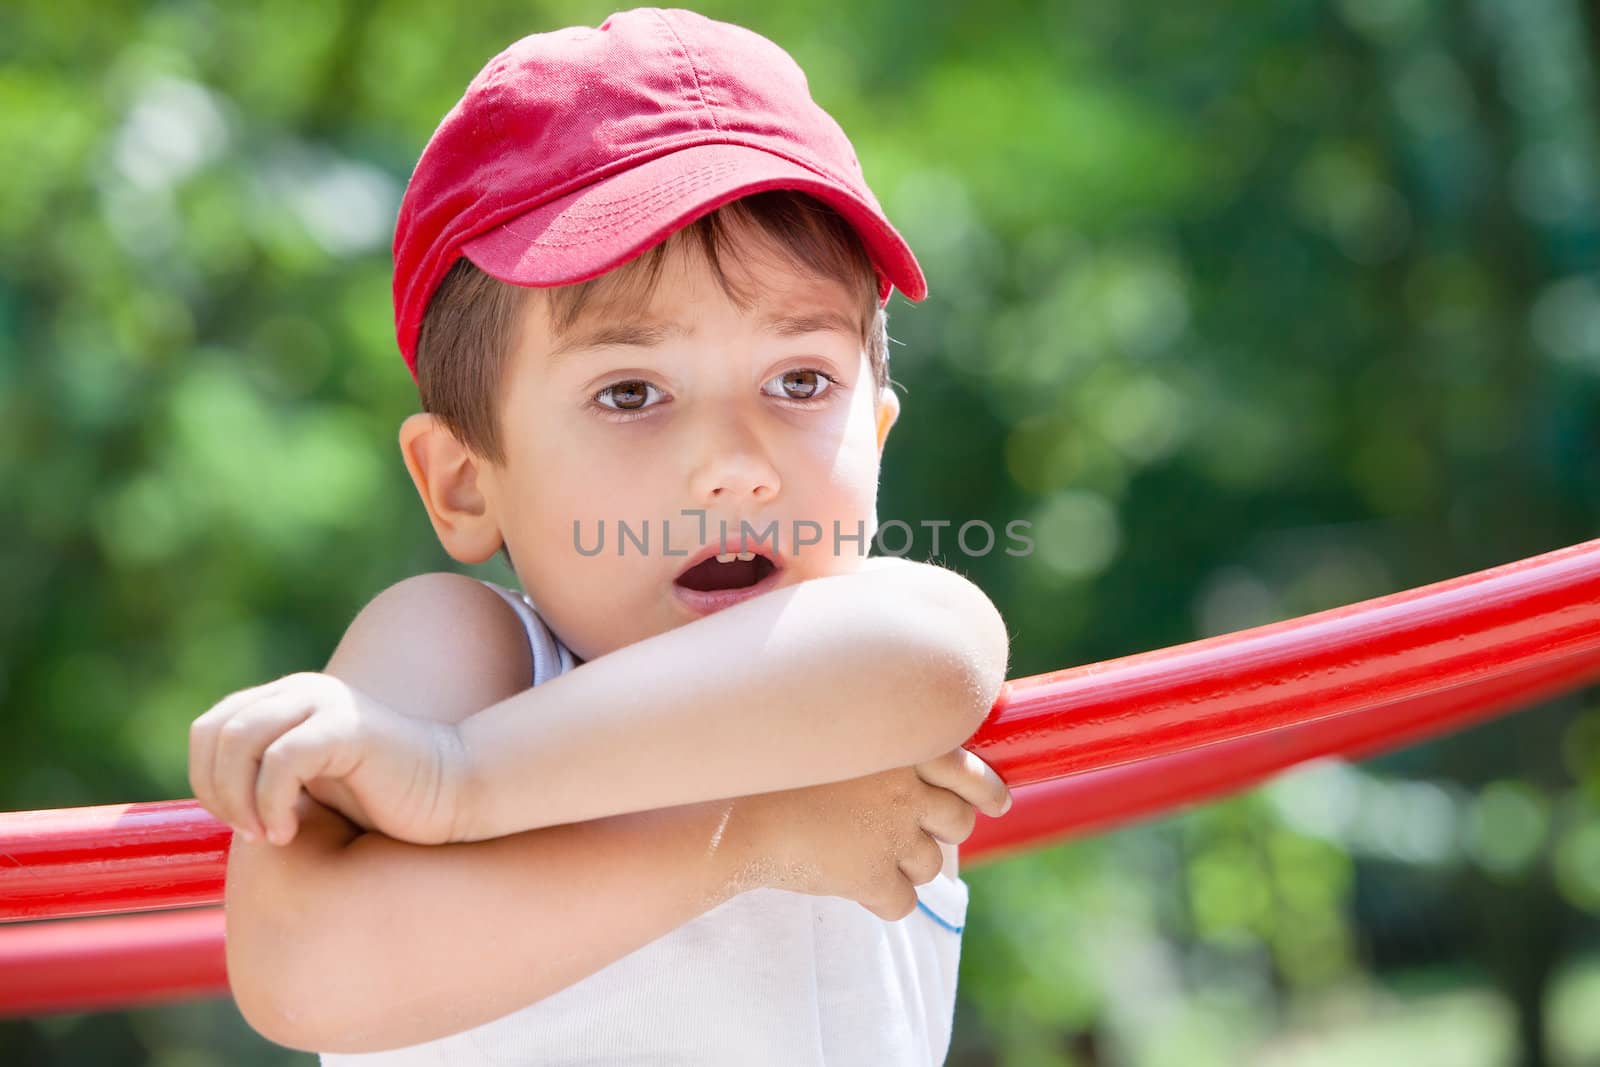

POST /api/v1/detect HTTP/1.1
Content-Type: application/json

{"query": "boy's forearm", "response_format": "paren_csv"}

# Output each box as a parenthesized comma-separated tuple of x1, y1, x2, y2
(229, 795, 759, 1054)
(457, 559, 1009, 841)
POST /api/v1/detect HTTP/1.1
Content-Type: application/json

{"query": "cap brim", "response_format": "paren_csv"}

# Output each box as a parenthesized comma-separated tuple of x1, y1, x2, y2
(458, 142, 927, 304)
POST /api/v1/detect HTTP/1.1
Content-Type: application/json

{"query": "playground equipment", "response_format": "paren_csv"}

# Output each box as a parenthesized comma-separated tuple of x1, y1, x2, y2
(4, 538, 1599, 1018)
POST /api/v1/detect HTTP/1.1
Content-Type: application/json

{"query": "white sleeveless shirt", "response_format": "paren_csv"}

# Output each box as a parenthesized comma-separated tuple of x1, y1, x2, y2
(319, 580, 969, 1066)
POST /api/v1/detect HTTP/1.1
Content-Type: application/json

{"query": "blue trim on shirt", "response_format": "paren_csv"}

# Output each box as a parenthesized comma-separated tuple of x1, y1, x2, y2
(916, 899, 964, 934)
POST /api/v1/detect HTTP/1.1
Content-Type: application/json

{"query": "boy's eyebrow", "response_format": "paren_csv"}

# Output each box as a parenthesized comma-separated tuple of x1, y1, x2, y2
(546, 307, 861, 361)
(546, 321, 688, 360)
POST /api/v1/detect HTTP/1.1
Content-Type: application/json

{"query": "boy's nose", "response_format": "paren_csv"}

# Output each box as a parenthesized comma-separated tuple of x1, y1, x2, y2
(693, 455, 779, 503)
(686, 421, 780, 504)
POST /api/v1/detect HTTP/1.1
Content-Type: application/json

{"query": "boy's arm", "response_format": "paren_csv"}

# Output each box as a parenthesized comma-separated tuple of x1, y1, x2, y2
(230, 567, 995, 1050)
(228, 791, 756, 1053)
(229, 574, 767, 1052)
(453, 556, 1010, 841)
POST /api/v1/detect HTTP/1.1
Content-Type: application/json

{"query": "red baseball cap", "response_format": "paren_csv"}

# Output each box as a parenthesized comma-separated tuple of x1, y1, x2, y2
(392, 6, 928, 380)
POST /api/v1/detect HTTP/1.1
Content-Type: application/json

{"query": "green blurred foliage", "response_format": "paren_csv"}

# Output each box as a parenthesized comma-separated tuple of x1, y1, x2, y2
(4, 0, 1600, 1064)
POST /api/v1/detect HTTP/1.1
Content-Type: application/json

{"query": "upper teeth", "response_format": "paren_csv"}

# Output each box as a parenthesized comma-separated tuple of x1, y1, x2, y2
(716, 551, 757, 562)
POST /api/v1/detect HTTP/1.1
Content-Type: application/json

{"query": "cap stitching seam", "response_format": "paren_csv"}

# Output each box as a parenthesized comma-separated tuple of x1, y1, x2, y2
(487, 151, 892, 249)
(425, 144, 905, 299)
(653, 10, 723, 133)
(497, 162, 768, 245)
(457, 134, 860, 241)
(501, 158, 744, 230)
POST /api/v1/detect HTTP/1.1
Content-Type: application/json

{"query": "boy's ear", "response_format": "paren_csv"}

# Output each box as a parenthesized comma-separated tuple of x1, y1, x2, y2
(398, 413, 505, 565)
(874, 386, 900, 456)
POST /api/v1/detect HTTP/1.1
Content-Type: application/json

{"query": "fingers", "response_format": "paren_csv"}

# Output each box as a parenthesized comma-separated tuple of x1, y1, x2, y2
(255, 715, 352, 846)
(862, 833, 945, 921)
(217, 698, 318, 841)
(915, 747, 1012, 818)
(190, 680, 318, 842)
(188, 679, 284, 826)
(898, 833, 946, 886)
(917, 786, 979, 846)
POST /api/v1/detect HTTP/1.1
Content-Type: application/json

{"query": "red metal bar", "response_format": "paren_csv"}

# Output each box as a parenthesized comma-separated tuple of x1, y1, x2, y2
(12, 643, 1591, 1020)
(964, 536, 1600, 785)
(4, 538, 1598, 925)
(1, 538, 1597, 1018)
(0, 799, 229, 922)
(7, 642, 1593, 1019)
(962, 638, 1600, 864)
(0, 908, 228, 1017)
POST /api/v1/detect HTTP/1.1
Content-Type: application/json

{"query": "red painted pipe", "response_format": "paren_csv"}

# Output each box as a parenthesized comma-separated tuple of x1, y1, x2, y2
(0, 799, 230, 922)
(964, 536, 1600, 784)
(0, 908, 229, 1016)
(964, 639, 1600, 863)
(960, 537, 1600, 860)
(3, 538, 1598, 925)
(1, 538, 1598, 1017)
(10, 636, 1589, 1021)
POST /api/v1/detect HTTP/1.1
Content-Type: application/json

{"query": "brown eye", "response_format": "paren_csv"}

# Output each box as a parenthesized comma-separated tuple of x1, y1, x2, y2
(784, 370, 819, 398)
(597, 379, 658, 412)
(764, 369, 836, 402)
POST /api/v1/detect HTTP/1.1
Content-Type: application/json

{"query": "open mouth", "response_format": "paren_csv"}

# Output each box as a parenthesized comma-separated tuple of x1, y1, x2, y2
(674, 552, 779, 592)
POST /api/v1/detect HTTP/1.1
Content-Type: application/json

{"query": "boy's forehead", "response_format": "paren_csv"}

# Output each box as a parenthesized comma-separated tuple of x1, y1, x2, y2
(529, 264, 866, 362)
(542, 302, 864, 363)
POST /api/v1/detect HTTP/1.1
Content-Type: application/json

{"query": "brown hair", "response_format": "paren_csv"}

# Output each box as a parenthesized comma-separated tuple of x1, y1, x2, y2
(414, 189, 894, 469)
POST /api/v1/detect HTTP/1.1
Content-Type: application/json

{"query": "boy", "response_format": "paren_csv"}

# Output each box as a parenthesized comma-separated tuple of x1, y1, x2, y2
(188, 7, 1013, 1064)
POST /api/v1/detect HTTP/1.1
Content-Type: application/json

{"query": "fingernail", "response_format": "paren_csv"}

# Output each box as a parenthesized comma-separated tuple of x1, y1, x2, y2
(1000, 794, 1013, 815)
(238, 828, 256, 843)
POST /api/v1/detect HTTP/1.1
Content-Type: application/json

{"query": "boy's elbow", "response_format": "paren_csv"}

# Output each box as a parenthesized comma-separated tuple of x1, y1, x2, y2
(221, 812, 370, 1052)
(936, 584, 1011, 746)
(230, 973, 321, 1053)
(228, 900, 379, 1054)
(876, 565, 1011, 757)
(225, 898, 330, 1052)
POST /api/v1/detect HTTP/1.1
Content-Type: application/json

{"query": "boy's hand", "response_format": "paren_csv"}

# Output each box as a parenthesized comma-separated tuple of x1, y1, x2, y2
(727, 746, 1012, 920)
(188, 671, 473, 847)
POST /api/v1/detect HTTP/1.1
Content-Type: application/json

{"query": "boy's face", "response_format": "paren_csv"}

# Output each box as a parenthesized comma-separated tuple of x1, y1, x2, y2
(434, 228, 899, 662)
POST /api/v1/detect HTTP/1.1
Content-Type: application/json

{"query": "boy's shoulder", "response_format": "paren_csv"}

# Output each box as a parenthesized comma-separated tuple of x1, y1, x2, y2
(349, 572, 521, 643)
(322, 572, 533, 728)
